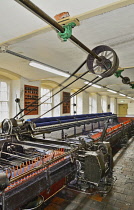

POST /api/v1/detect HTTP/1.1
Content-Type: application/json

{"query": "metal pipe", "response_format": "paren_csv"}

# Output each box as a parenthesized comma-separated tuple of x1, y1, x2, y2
(15, 0, 101, 61)
(1, 152, 31, 160)
(2, 191, 5, 210)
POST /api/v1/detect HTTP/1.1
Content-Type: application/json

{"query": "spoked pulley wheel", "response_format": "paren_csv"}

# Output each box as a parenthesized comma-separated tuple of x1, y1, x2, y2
(1, 119, 13, 135)
(87, 45, 119, 78)
(1, 118, 17, 135)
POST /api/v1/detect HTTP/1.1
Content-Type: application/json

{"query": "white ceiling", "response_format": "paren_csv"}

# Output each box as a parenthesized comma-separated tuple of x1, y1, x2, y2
(0, 0, 134, 98)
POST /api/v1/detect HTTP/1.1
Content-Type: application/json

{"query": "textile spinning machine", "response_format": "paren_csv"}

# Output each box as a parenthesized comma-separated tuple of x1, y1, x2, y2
(0, 0, 133, 209)
(0, 113, 133, 209)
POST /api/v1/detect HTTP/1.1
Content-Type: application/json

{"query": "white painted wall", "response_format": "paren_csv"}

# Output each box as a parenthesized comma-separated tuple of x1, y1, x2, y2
(90, 93, 97, 113)
(11, 79, 21, 118)
(53, 87, 61, 116)
(101, 95, 108, 113)
(110, 97, 117, 114)
(90, 93, 103, 113)
(71, 91, 77, 115)
(76, 91, 89, 114)
(97, 94, 102, 113)
(127, 100, 134, 116)
(77, 92, 83, 114)
(83, 91, 89, 114)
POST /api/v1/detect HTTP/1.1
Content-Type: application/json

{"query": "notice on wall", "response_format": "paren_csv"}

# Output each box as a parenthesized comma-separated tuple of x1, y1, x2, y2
(24, 85, 38, 115)
(62, 92, 70, 114)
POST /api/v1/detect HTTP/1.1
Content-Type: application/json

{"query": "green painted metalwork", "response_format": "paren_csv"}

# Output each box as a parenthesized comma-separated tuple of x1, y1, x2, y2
(114, 69, 134, 89)
(130, 84, 134, 89)
(58, 22, 76, 41)
(114, 69, 124, 78)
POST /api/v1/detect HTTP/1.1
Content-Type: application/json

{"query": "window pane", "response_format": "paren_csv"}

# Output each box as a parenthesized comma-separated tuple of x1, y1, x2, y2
(1, 91, 8, 101)
(0, 102, 9, 121)
(71, 93, 77, 115)
(41, 88, 52, 103)
(0, 81, 9, 121)
(41, 88, 52, 117)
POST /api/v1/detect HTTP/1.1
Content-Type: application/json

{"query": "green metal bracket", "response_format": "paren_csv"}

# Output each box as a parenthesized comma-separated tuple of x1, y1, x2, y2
(114, 69, 124, 78)
(114, 69, 134, 90)
(58, 22, 76, 41)
(130, 84, 134, 89)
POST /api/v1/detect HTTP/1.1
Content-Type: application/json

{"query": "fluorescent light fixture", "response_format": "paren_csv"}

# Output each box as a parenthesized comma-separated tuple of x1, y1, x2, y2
(84, 82, 92, 85)
(92, 84, 102, 88)
(84, 82, 101, 88)
(29, 61, 70, 77)
(107, 89, 117, 93)
(127, 96, 131, 99)
(119, 93, 126, 97)
(97, 75, 102, 78)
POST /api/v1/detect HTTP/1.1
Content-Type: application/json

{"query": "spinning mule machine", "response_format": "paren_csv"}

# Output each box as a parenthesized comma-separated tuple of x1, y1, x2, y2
(0, 0, 134, 209)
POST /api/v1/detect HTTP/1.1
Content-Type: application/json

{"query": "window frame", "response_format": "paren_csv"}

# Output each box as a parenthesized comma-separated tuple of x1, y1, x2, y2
(40, 87, 52, 117)
(0, 79, 10, 121)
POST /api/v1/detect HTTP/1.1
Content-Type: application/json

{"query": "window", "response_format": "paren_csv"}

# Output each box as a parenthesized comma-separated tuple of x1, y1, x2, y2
(89, 94, 97, 113)
(0, 81, 9, 121)
(89, 96, 92, 113)
(41, 88, 52, 117)
(71, 93, 77, 115)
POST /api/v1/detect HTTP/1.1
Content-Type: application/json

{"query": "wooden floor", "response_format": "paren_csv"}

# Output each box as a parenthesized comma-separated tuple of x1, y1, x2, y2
(43, 138, 134, 210)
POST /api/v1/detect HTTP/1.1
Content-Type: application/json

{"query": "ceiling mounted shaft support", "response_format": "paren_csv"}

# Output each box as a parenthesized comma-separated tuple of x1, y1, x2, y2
(58, 22, 76, 41)
(114, 69, 124, 78)
(11, 0, 120, 118)
(15, 0, 119, 78)
(114, 69, 134, 89)
(14, 0, 101, 61)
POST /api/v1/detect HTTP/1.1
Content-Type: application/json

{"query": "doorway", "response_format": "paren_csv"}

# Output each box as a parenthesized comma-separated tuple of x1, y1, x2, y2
(118, 104, 128, 117)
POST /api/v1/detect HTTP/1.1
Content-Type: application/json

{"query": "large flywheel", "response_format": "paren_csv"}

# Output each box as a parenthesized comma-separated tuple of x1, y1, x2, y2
(87, 45, 119, 78)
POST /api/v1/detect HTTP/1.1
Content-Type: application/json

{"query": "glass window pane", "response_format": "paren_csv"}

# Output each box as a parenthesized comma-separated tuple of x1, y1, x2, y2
(0, 81, 9, 121)
(41, 88, 52, 117)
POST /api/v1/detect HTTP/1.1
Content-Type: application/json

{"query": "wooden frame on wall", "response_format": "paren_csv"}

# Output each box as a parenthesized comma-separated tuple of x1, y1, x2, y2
(62, 92, 70, 114)
(24, 85, 38, 115)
